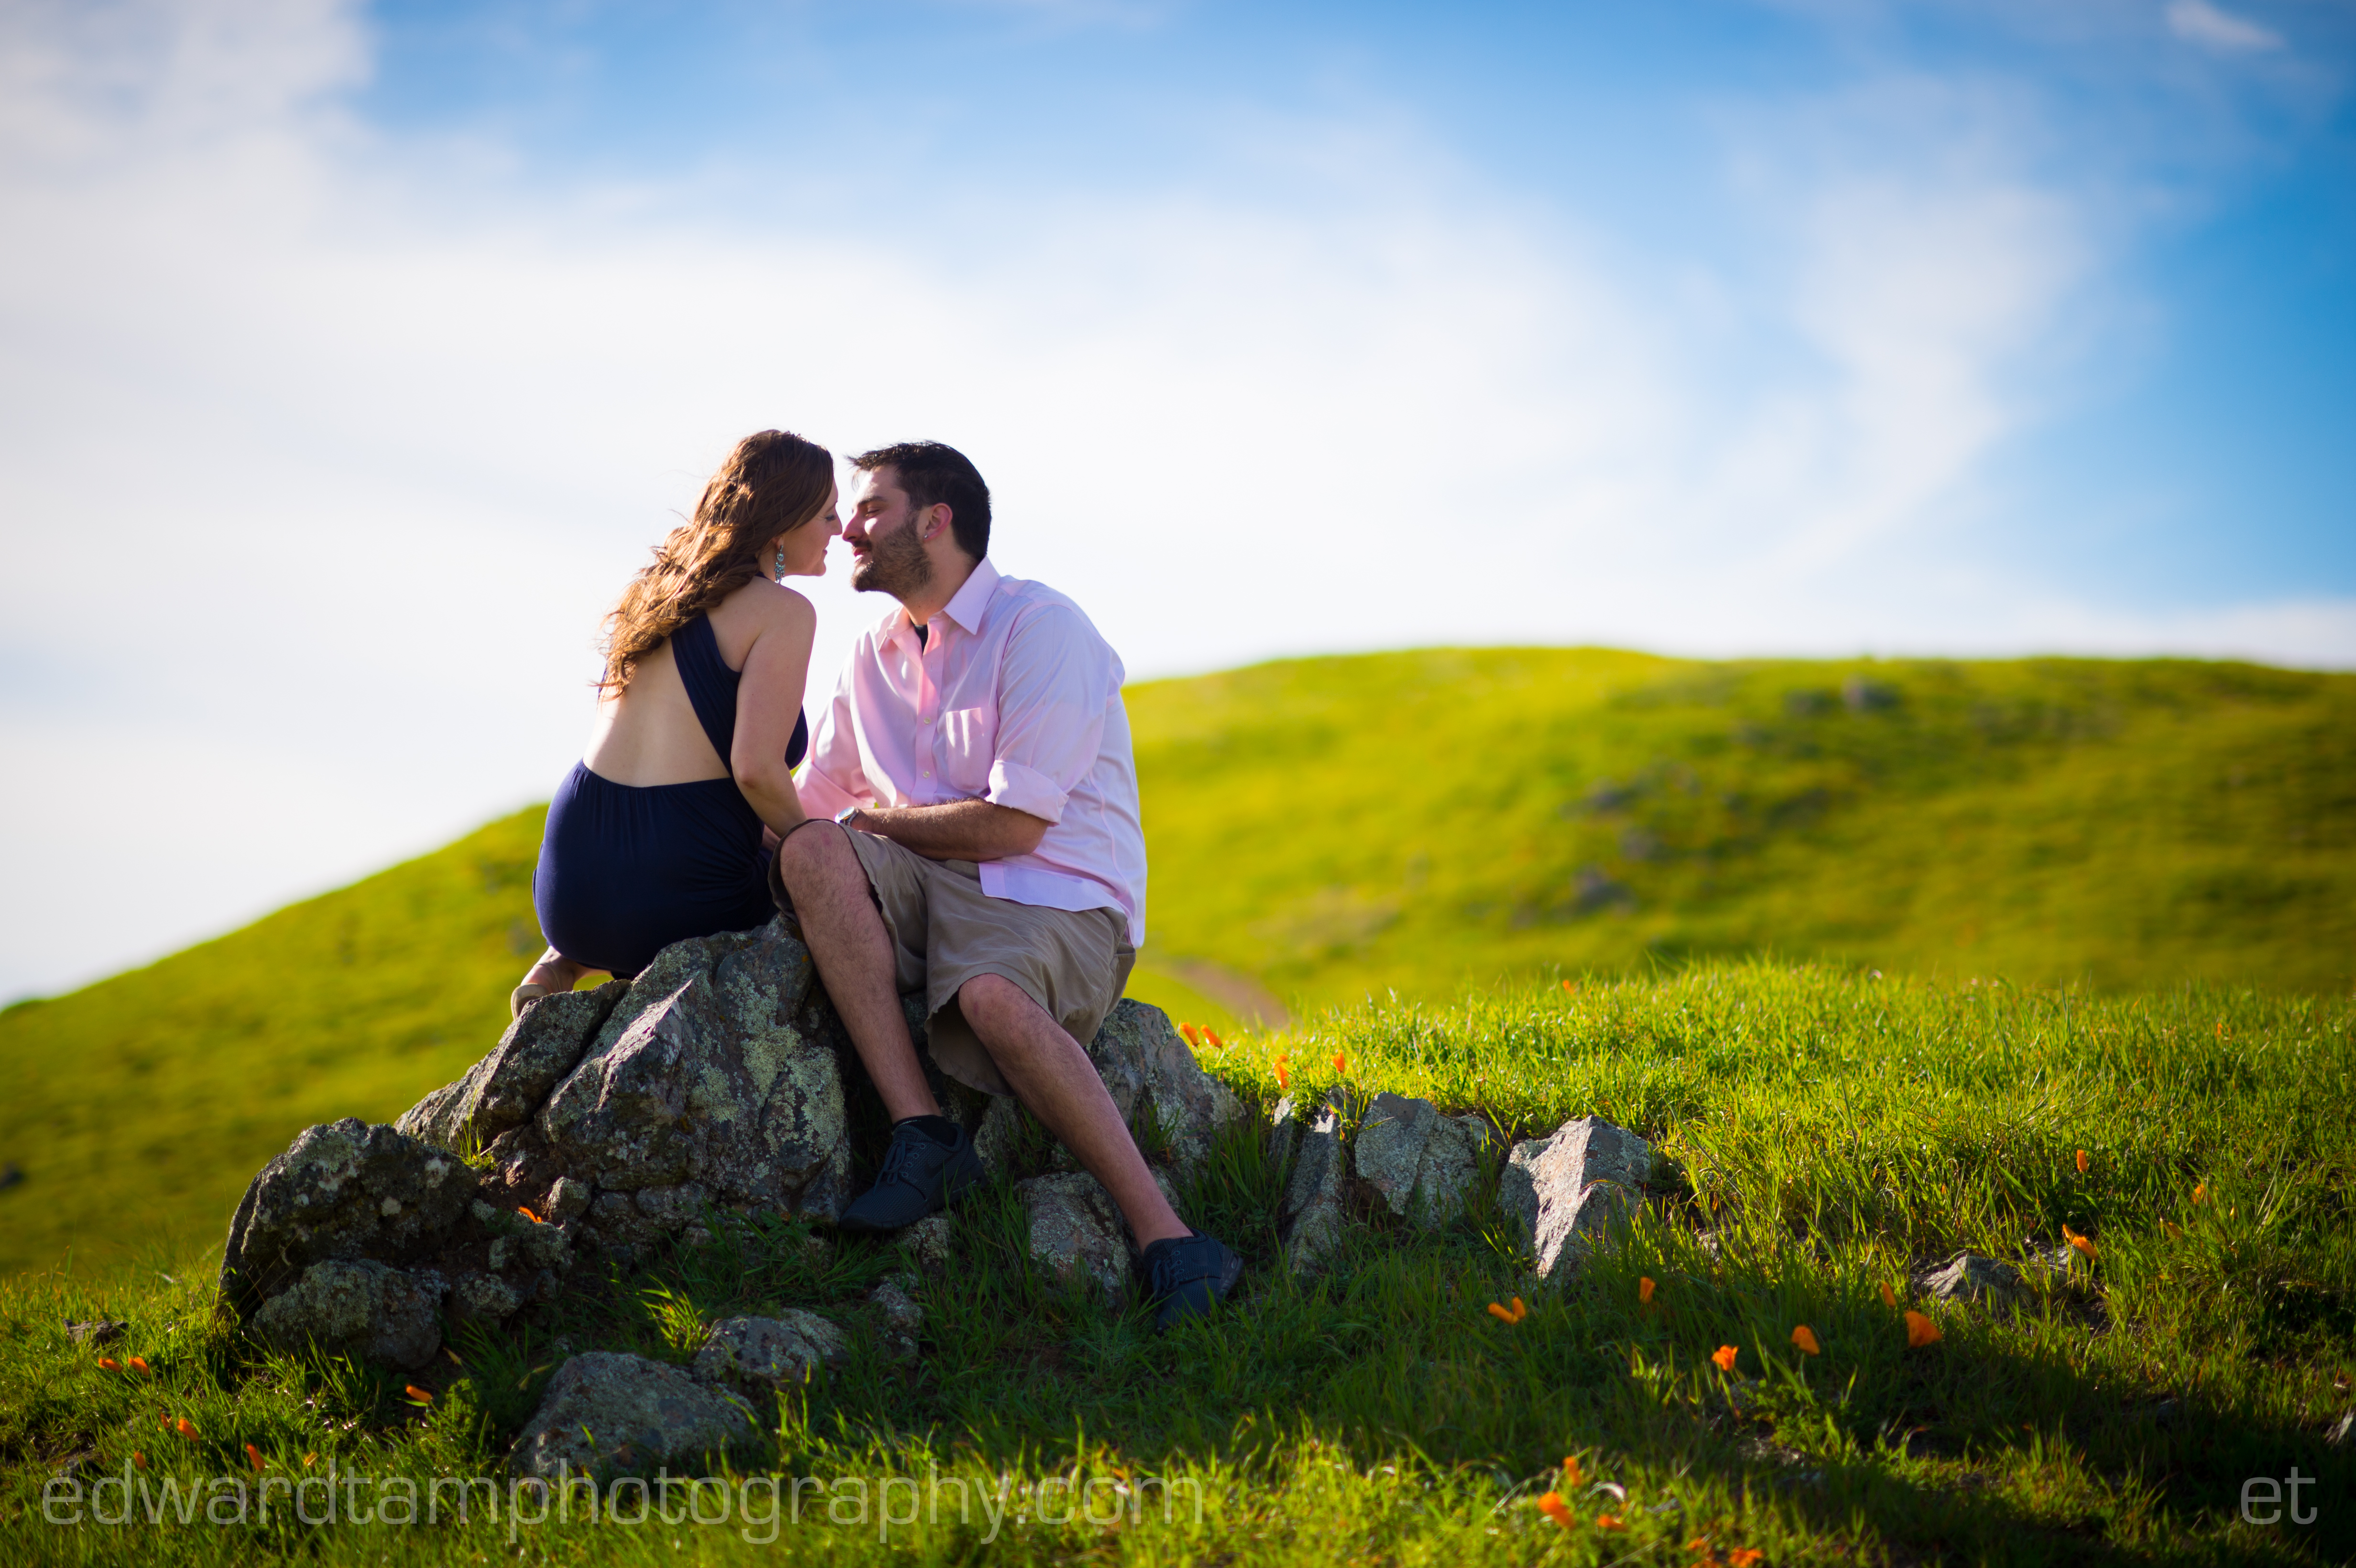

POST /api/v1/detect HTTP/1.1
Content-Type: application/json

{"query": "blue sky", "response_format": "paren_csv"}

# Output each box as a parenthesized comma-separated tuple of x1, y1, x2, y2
(0, 0, 2351, 998)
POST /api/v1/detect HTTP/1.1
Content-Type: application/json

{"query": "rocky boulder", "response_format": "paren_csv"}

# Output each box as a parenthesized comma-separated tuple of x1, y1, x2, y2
(507, 1352, 755, 1481)
(1916, 1252, 2029, 1309)
(1353, 1093, 1496, 1230)
(1498, 1116, 1652, 1279)
(691, 1312, 847, 1396)
(1266, 1091, 1350, 1273)
(397, 983, 627, 1153)
(1017, 1168, 1181, 1296)
(248, 1259, 445, 1370)
(217, 1119, 477, 1318)
(1077, 1000, 1248, 1179)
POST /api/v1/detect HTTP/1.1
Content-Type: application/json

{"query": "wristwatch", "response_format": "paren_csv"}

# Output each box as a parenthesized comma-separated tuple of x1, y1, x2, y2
(833, 806, 863, 827)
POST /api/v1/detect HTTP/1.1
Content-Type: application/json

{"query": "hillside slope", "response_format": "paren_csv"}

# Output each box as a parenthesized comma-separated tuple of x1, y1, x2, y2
(3, 649, 2350, 1275)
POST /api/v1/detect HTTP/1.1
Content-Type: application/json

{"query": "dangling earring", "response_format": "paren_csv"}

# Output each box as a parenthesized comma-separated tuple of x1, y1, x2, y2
(774, 546, 786, 578)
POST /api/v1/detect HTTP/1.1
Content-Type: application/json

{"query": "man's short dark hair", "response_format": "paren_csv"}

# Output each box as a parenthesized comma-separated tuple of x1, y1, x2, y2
(852, 441, 990, 561)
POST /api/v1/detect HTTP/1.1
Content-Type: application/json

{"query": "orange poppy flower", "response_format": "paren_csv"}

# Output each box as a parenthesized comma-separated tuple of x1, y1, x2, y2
(2074, 1149, 2089, 1174)
(1273, 1056, 1290, 1090)
(1638, 1276, 1656, 1305)
(1728, 1550, 1765, 1567)
(1178, 1023, 1200, 1048)
(2192, 1182, 2208, 1204)
(1790, 1325, 1821, 1356)
(303, 1453, 318, 1468)
(97, 1357, 120, 1372)
(1331, 1051, 1347, 1076)
(1904, 1311, 1942, 1348)
(1712, 1344, 1738, 1372)
(404, 1384, 434, 1405)
(1594, 1514, 1625, 1530)
(131, 1451, 146, 1470)
(1510, 1296, 1527, 1321)
(246, 1444, 265, 1473)
(127, 1356, 150, 1375)
(1203, 1029, 1224, 1049)
(516, 1205, 544, 1225)
(1536, 1491, 1573, 1527)
(2062, 1225, 2097, 1259)
(1561, 1455, 1583, 1486)
(173, 1417, 197, 1439)
(1486, 1302, 1516, 1324)
(1561, 980, 1576, 992)
(1879, 1282, 1897, 1308)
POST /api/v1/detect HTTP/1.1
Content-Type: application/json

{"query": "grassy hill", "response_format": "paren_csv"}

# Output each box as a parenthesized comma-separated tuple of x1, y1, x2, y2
(2, 648, 2351, 1278)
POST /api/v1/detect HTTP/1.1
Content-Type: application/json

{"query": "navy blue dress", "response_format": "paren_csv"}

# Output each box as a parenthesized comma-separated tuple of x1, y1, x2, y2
(532, 614, 808, 977)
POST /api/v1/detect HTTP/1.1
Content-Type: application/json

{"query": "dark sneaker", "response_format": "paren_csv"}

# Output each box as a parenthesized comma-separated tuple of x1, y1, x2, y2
(837, 1120, 984, 1234)
(1137, 1230, 1243, 1330)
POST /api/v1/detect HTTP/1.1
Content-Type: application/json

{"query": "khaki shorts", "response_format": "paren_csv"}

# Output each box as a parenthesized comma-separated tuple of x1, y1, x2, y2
(773, 825, 1134, 1098)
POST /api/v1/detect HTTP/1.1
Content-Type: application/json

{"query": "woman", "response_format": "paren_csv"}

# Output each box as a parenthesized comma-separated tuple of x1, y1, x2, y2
(512, 429, 839, 1013)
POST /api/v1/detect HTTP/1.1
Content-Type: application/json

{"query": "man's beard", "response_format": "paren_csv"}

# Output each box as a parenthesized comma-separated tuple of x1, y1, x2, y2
(850, 522, 933, 600)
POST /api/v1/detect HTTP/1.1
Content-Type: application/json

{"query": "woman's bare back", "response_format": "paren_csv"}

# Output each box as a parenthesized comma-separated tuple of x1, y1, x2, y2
(582, 576, 815, 791)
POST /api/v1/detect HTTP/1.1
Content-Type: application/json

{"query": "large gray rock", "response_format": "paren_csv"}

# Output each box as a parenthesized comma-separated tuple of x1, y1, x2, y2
(690, 1313, 847, 1397)
(868, 1280, 923, 1360)
(1353, 1094, 1496, 1230)
(398, 983, 627, 1153)
(1080, 1000, 1247, 1178)
(1016, 1168, 1180, 1296)
(537, 923, 852, 1219)
(1266, 1091, 1349, 1272)
(247, 1260, 445, 1370)
(217, 1119, 477, 1318)
(508, 1351, 754, 1481)
(1498, 1116, 1651, 1279)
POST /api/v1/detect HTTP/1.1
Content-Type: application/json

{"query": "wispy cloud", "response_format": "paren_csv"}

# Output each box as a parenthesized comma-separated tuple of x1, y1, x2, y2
(2166, 0, 2284, 55)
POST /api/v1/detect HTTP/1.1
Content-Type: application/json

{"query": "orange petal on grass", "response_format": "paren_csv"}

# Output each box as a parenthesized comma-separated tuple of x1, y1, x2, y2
(1510, 1296, 1528, 1322)
(2192, 1182, 2207, 1204)
(128, 1356, 150, 1375)
(173, 1417, 198, 1438)
(404, 1384, 434, 1404)
(1593, 1514, 1624, 1530)
(1728, 1551, 1766, 1567)
(1536, 1491, 1573, 1527)
(246, 1443, 265, 1473)
(1905, 1310, 1942, 1348)
(1638, 1275, 1655, 1304)
(1561, 1455, 1583, 1486)
(516, 1205, 545, 1225)
(2075, 1149, 2089, 1174)
(1561, 980, 1576, 993)
(131, 1451, 146, 1470)
(1203, 1029, 1223, 1049)
(1712, 1345, 1739, 1372)
(1879, 1282, 1898, 1308)
(2062, 1225, 2098, 1259)
(1178, 1023, 1201, 1048)
(1331, 1051, 1347, 1076)
(1273, 1056, 1290, 1090)
(303, 1453, 318, 1469)
(1486, 1302, 1516, 1324)
(97, 1357, 120, 1372)
(1790, 1325, 1822, 1356)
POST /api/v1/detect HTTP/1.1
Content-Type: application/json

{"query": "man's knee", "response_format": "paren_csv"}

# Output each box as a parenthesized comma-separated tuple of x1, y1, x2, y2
(774, 819, 852, 890)
(957, 973, 1037, 1030)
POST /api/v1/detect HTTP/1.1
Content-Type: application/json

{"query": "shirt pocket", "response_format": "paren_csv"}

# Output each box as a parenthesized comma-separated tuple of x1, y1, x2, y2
(936, 707, 997, 795)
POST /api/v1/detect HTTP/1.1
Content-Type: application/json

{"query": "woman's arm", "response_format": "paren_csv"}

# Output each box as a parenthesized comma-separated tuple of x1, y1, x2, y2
(731, 586, 817, 838)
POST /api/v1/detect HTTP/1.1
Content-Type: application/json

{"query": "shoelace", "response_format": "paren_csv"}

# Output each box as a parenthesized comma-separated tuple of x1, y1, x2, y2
(874, 1128, 937, 1189)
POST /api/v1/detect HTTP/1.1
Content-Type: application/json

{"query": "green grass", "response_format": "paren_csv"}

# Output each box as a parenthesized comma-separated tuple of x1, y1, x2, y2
(4, 647, 2352, 1280)
(4, 965, 2351, 1563)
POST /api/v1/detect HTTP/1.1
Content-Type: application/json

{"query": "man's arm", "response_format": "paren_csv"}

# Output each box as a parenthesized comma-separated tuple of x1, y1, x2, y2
(840, 799, 1047, 861)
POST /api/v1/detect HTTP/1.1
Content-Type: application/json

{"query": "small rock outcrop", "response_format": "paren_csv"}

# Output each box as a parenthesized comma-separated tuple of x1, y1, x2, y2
(1266, 1091, 1350, 1272)
(1916, 1252, 2028, 1308)
(218, 1119, 477, 1318)
(691, 1312, 847, 1396)
(396, 984, 626, 1153)
(1077, 1001, 1248, 1179)
(1499, 1116, 1652, 1279)
(868, 1280, 923, 1360)
(1016, 1168, 1180, 1296)
(507, 1352, 754, 1481)
(248, 1260, 445, 1370)
(1354, 1093, 1495, 1230)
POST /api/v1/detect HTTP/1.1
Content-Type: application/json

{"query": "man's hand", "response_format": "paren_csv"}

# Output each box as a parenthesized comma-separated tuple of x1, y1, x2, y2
(846, 798, 1049, 861)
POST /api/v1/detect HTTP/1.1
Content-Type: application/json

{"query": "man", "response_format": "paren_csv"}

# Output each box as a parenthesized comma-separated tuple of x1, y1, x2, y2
(775, 440, 1241, 1328)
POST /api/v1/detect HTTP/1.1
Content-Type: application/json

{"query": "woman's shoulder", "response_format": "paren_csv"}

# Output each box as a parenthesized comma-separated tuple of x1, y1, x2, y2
(713, 575, 816, 628)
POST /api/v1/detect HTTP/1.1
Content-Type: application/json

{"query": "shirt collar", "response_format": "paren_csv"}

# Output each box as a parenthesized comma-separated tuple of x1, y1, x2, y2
(938, 556, 1002, 638)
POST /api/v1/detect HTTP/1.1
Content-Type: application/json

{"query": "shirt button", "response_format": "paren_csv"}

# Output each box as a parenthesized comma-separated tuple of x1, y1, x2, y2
(922, 771, 931, 779)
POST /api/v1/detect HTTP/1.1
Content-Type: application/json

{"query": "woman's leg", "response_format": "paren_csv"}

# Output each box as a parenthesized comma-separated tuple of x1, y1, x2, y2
(512, 947, 602, 1016)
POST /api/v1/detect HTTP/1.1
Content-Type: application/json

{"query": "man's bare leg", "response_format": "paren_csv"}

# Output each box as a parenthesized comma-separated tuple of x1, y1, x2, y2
(958, 973, 1189, 1248)
(774, 825, 939, 1122)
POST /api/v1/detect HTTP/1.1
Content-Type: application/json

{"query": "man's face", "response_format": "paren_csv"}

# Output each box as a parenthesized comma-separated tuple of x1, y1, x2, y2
(846, 467, 934, 600)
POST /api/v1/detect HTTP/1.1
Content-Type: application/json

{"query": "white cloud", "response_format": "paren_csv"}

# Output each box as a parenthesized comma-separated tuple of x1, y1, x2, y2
(2166, 0, 2283, 54)
(0, 0, 2344, 998)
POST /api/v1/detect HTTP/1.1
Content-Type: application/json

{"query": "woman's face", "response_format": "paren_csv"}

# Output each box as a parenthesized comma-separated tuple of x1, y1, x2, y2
(774, 481, 842, 578)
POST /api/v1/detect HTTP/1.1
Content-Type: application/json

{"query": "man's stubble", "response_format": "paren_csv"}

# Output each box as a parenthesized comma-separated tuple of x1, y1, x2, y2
(850, 519, 934, 601)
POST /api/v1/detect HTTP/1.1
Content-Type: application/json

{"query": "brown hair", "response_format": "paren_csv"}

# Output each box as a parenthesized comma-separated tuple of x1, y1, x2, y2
(599, 429, 834, 694)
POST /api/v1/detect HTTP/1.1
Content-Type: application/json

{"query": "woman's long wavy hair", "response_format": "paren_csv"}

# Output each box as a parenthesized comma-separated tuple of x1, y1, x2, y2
(599, 430, 835, 695)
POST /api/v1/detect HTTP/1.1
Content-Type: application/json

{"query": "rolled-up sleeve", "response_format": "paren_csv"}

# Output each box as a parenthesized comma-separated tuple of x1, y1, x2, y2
(794, 670, 872, 818)
(983, 604, 1112, 825)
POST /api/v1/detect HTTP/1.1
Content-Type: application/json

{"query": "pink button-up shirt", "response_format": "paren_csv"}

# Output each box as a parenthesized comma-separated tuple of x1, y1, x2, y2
(795, 558, 1147, 945)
